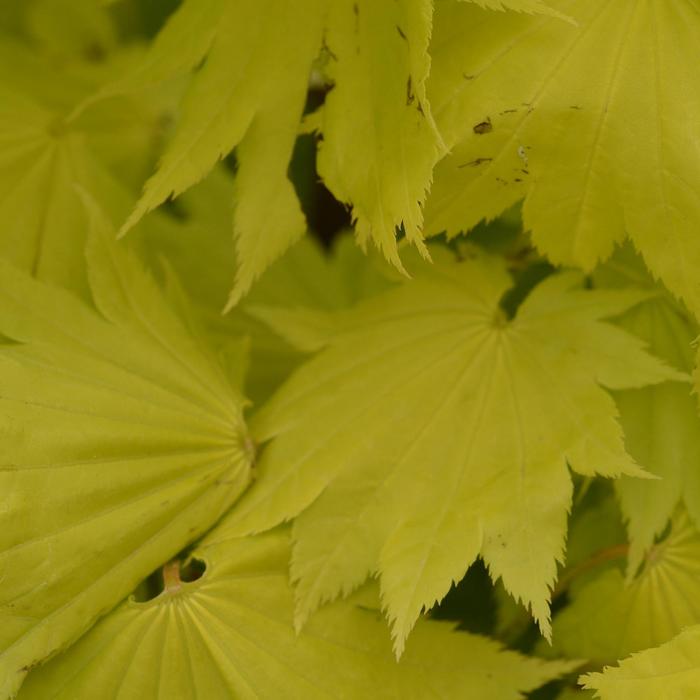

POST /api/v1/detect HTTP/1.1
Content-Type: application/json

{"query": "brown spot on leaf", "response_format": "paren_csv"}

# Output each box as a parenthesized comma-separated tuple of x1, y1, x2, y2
(473, 118, 492, 135)
(406, 76, 414, 106)
(458, 157, 493, 168)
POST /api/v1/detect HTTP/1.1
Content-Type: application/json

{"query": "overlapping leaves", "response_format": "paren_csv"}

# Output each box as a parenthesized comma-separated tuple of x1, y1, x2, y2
(593, 246, 700, 570)
(19, 527, 574, 699)
(0, 9, 167, 296)
(107, 0, 569, 304)
(551, 508, 700, 664)
(1, 1, 699, 698)
(582, 624, 700, 699)
(113, 0, 439, 304)
(426, 0, 700, 315)
(0, 229, 252, 697)
(220, 250, 680, 654)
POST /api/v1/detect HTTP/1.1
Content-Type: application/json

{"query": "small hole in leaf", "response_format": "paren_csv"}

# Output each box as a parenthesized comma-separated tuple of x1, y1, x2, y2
(131, 557, 207, 602)
(180, 557, 206, 583)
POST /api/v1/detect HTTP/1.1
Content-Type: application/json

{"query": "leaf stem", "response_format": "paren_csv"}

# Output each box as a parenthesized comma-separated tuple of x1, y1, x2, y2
(552, 543, 629, 601)
(162, 560, 183, 593)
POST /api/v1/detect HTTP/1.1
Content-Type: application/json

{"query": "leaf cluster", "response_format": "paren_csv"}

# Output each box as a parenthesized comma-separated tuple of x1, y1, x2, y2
(2, 1, 700, 698)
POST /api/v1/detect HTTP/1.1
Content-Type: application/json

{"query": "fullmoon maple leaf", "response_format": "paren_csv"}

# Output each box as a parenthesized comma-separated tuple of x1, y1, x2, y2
(219, 250, 681, 655)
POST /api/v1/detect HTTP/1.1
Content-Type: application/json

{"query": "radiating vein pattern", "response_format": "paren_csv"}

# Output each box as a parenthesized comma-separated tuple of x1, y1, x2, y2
(219, 251, 679, 654)
(19, 529, 574, 699)
(0, 231, 252, 697)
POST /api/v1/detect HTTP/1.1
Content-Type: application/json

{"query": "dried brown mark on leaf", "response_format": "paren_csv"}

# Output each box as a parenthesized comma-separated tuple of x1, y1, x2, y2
(473, 118, 493, 135)
(321, 38, 337, 62)
(458, 157, 493, 168)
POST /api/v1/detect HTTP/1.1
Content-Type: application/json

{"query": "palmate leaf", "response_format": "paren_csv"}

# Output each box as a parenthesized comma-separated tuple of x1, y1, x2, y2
(0, 86, 128, 296)
(312, 0, 440, 271)
(119, 0, 325, 307)
(19, 527, 575, 699)
(551, 509, 700, 665)
(581, 625, 700, 699)
(217, 250, 680, 655)
(116, 0, 444, 304)
(426, 0, 700, 316)
(593, 246, 700, 571)
(0, 230, 253, 697)
(135, 165, 395, 404)
(0, 25, 170, 295)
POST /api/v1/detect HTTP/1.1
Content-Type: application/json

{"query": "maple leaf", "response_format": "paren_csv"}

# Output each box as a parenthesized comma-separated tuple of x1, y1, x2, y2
(115, 0, 325, 306)
(425, 0, 700, 316)
(19, 526, 575, 699)
(593, 245, 700, 571)
(312, 0, 441, 273)
(581, 624, 700, 700)
(551, 508, 700, 664)
(109, 0, 448, 304)
(0, 86, 129, 296)
(135, 167, 394, 404)
(0, 228, 253, 697)
(217, 250, 681, 655)
(0, 23, 170, 296)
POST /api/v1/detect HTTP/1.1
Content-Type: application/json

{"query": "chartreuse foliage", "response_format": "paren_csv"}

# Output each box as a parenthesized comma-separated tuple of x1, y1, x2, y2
(581, 625, 700, 699)
(2, 0, 700, 698)
(105, 0, 573, 305)
(19, 526, 575, 699)
(551, 508, 700, 663)
(111, 0, 441, 303)
(0, 227, 253, 697)
(222, 250, 680, 654)
(426, 0, 700, 316)
(594, 246, 700, 571)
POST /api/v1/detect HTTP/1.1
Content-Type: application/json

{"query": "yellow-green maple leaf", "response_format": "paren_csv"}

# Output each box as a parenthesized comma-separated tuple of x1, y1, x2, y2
(218, 251, 680, 655)
(426, 0, 700, 316)
(111, 0, 447, 304)
(117, 0, 324, 306)
(313, 0, 440, 270)
(0, 26, 170, 295)
(0, 230, 252, 697)
(581, 625, 700, 700)
(551, 509, 700, 665)
(594, 246, 700, 571)
(0, 86, 130, 296)
(18, 527, 575, 699)
(135, 166, 394, 404)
